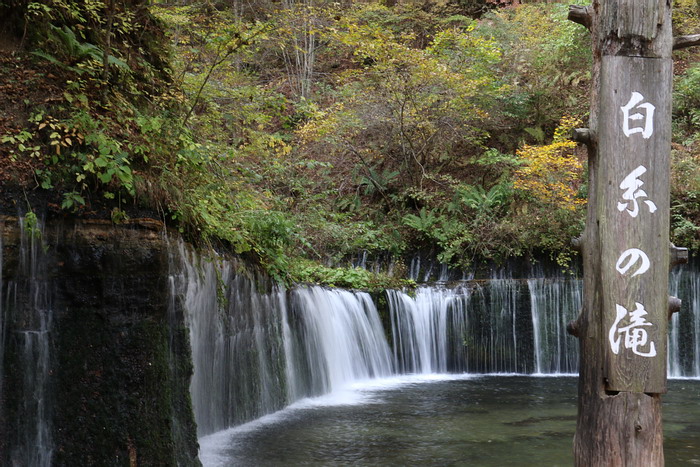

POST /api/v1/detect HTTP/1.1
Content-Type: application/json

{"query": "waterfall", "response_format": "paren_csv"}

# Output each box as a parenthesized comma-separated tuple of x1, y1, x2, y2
(387, 275, 581, 375)
(2, 217, 54, 466)
(285, 288, 393, 397)
(172, 248, 700, 440)
(669, 263, 700, 377)
(174, 244, 393, 437)
(175, 246, 288, 436)
(527, 277, 581, 374)
(388, 286, 469, 374)
(471, 275, 526, 374)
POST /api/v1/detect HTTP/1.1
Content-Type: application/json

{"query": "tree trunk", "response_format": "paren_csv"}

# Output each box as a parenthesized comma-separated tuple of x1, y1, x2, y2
(570, 1, 674, 465)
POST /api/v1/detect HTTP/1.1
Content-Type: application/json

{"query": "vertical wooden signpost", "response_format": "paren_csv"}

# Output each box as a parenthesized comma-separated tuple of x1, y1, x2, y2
(566, 0, 695, 464)
(598, 55, 671, 395)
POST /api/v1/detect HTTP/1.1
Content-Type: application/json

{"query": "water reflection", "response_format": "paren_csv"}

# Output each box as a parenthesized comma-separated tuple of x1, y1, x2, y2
(200, 376, 700, 466)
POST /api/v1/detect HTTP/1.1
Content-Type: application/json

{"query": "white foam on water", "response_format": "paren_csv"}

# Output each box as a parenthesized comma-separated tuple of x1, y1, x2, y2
(349, 372, 475, 390)
(669, 375, 700, 381)
(529, 372, 579, 378)
(198, 372, 477, 466)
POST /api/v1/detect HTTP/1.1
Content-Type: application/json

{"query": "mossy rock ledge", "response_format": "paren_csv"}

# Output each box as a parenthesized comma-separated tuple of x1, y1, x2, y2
(0, 215, 201, 466)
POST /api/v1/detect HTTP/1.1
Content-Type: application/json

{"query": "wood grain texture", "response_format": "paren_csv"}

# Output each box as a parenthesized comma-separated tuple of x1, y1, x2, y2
(571, 0, 672, 464)
(597, 56, 671, 393)
(673, 34, 700, 50)
(573, 392, 663, 466)
(600, 0, 660, 40)
(598, 0, 672, 57)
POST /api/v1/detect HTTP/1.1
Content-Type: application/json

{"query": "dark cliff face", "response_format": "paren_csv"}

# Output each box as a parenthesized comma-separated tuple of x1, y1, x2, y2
(0, 216, 200, 466)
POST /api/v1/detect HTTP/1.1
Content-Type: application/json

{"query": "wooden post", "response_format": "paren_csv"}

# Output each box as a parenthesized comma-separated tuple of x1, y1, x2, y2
(598, 55, 671, 394)
(567, 1, 679, 464)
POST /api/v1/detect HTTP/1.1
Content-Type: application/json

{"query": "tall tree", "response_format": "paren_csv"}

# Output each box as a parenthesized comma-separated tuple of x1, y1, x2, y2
(279, 0, 326, 99)
(567, 1, 694, 464)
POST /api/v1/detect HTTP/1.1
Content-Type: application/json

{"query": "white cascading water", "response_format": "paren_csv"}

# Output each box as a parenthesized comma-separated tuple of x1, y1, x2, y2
(388, 286, 467, 374)
(2, 224, 698, 462)
(2, 217, 54, 466)
(174, 243, 289, 436)
(174, 243, 393, 437)
(527, 277, 581, 374)
(285, 288, 393, 398)
(387, 275, 580, 375)
(669, 263, 700, 377)
(168, 246, 700, 444)
(473, 275, 523, 373)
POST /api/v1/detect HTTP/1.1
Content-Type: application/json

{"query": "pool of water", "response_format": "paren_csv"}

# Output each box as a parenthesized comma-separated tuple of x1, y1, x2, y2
(200, 375, 700, 466)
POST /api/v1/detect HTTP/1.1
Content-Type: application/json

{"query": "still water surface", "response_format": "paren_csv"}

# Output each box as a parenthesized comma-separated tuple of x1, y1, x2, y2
(200, 375, 700, 466)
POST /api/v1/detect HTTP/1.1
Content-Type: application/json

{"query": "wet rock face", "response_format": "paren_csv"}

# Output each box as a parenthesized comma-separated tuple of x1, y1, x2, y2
(0, 216, 200, 466)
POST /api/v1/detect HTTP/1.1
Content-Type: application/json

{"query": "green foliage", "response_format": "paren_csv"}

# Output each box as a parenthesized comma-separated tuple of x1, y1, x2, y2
(400, 178, 517, 267)
(672, 197, 700, 251)
(473, 1, 591, 139)
(673, 0, 700, 36)
(159, 136, 300, 281)
(32, 25, 129, 76)
(23, 209, 42, 241)
(5, 108, 137, 206)
(668, 4, 700, 251)
(403, 208, 442, 236)
(674, 63, 700, 133)
(61, 191, 86, 211)
(110, 207, 129, 224)
(14, 0, 173, 106)
(299, 8, 503, 199)
(670, 143, 700, 250)
(290, 259, 414, 291)
(359, 167, 400, 196)
(1, 129, 41, 160)
(19, 0, 700, 285)
(451, 182, 511, 216)
(152, 0, 594, 275)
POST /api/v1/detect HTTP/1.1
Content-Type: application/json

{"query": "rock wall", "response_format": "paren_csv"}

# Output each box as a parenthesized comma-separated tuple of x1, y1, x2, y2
(0, 215, 200, 466)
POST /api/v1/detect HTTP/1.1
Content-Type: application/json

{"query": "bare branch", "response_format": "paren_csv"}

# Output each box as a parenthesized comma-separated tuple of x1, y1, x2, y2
(571, 235, 584, 252)
(567, 311, 582, 338)
(571, 128, 592, 145)
(669, 242, 689, 269)
(673, 34, 700, 50)
(568, 5, 592, 30)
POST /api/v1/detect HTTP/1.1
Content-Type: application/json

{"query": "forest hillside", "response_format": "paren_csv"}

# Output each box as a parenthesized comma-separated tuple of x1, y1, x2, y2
(1, 0, 699, 286)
